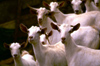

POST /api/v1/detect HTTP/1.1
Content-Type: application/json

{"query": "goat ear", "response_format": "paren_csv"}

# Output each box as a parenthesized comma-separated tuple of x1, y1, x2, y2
(21, 42, 27, 49)
(51, 22, 60, 32)
(46, 11, 55, 16)
(27, 4, 37, 15)
(58, 1, 65, 8)
(4, 43, 10, 49)
(47, 31, 53, 37)
(43, 1, 50, 8)
(30, 9, 37, 15)
(40, 28, 47, 34)
(69, 23, 80, 33)
(20, 23, 28, 33)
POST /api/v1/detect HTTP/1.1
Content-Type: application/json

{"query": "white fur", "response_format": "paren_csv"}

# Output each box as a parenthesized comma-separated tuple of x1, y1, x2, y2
(59, 24, 100, 66)
(40, 34, 48, 44)
(71, 26, 100, 49)
(85, 0, 99, 12)
(49, 2, 100, 49)
(71, 0, 100, 13)
(31, 7, 61, 44)
(40, 34, 51, 45)
(71, 0, 83, 14)
(9, 43, 36, 66)
(94, 0, 100, 10)
(49, 2, 76, 25)
(27, 26, 67, 66)
(52, 23, 100, 49)
(49, 5, 100, 33)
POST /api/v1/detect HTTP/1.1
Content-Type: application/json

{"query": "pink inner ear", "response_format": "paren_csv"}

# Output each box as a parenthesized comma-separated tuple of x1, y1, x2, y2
(20, 24, 28, 33)
(59, 1, 65, 7)
(43, 1, 50, 7)
(4, 43, 10, 49)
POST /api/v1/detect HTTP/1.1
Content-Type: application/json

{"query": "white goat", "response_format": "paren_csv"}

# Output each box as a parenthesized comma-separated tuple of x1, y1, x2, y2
(28, 6, 61, 44)
(4, 42, 36, 66)
(51, 23, 100, 66)
(71, 0, 99, 13)
(43, 1, 76, 25)
(94, 0, 100, 9)
(40, 34, 48, 44)
(43, 1, 100, 30)
(44, 1, 100, 49)
(44, 2, 100, 34)
(20, 24, 67, 66)
(71, 0, 83, 14)
(40, 31, 52, 45)
(51, 22, 100, 49)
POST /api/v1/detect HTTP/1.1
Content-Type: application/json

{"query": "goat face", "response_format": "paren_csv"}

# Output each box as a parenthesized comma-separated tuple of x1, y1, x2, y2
(71, 0, 83, 14)
(49, 2, 59, 12)
(60, 24, 74, 43)
(28, 26, 41, 44)
(94, 0, 100, 7)
(29, 6, 50, 26)
(10, 43, 21, 58)
(51, 22, 80, 44)
(40, 34, 47, 44)
(36, 8, 50, 26)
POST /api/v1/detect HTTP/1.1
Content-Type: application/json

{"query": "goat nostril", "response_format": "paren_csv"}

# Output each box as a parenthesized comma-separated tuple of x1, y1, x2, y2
(96, 3, 99, 6)
(42, 42, 45, 45)
(14, 54, 17, 57)
(29, 36, 33, 39)
(75, 10, 79, 14)
(61, 37, 65, 41)
(39, 19, 42, 22)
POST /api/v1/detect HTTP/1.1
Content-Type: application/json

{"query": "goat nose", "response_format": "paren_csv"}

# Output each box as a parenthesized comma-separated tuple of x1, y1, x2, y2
(61, 37, 65, 41)
(75, 10, 79, 14)
(42, 42, 45, 45)
(39, 18, 42, 21)
(38, 19, 42, 25)
(39, 18, 42, 22)
(96, 3, 99, 6)
(61, 37, 65, 43)
(29, 36, 33, 39)
(14, 54, 17, 57)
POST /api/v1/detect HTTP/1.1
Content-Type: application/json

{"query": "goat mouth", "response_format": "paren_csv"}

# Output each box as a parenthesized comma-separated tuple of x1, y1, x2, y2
(13, 55, 18, 58)
(75, 10, 80, 14)
(61, 40, 65, 44)
(75, 12, 80, 14)
(96, 3, 99, 7)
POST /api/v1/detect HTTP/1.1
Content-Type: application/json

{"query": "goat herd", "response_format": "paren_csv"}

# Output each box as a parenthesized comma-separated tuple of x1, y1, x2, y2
(3, 0, 100, 66)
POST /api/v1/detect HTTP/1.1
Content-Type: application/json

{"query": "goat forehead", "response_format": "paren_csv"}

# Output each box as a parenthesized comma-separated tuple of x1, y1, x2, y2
(60, 24, 72, 31)
(40, 34, 46, 38)
(10, 43, 20, 48)
(50, 2, 58, 7)
(28, 26, 40, 34)
(72, 0, 82, 4)
(39, 7, 46, 12)
(60, 24, 69, 29)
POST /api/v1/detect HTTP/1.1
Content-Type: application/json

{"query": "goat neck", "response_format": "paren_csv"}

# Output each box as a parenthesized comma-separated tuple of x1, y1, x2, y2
(31, 37, 46, 66)
(63, 33, 79, 64)
(53, 8, 66, 25)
